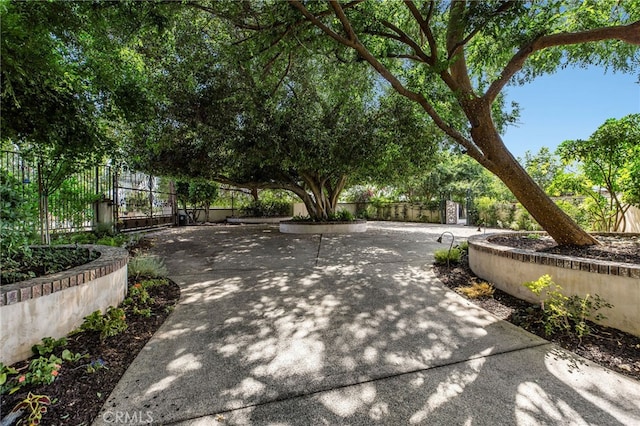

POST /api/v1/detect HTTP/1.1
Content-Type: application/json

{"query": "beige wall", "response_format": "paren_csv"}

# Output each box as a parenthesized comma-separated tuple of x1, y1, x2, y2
(0, 266, 128, 365)
(621, 206, 640, 233)
(469, 246, 640, 337)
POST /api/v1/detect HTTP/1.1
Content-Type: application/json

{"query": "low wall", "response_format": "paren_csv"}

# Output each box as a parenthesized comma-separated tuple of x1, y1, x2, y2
(280, 220, 367, 234)
(0, 245, 129, 365)
(468, 234, 640, 337)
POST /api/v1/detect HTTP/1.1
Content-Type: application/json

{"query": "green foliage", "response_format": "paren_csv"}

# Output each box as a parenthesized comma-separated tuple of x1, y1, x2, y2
(520, 147, 563, 192)
(0, 363, 19, 394)
(61, 349, 87, 363)
(558, 114, 640, 231)
(328, 209, 355, 222)
(11, 392, 52, 425)
(434, 248, 462, 265)
(25, 355, 63, 386)
(524, 275, 612, 339)
(127, 255, 168, 280)
(78, 307, 128, 341)
(0, 169, 36, 262)
(456, 241, 469, 252)
(1, 246, 99, 285)
(239, 199, 291, 217)
(31, 337, 67, 357)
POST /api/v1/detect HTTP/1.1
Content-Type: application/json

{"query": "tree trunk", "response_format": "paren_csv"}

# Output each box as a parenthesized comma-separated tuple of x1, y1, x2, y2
(466, 103, 599, 246)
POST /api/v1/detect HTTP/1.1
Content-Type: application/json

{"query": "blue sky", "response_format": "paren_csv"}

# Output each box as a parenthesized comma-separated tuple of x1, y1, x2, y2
(501, 66, 640, 160)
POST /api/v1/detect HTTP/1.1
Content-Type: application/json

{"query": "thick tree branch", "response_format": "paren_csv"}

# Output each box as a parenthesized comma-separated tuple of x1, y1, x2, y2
(446, 1, 475, 96)
(379, 19, 432, 63)
(447, 1, 517, 58)
(403, 0, 438, 63)
(291, 0, 482, 162)
(485, 20, 640, 103)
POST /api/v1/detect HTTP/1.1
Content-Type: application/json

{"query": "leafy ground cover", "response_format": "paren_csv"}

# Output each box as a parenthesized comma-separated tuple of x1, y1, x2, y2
(1, 247, 100, 285)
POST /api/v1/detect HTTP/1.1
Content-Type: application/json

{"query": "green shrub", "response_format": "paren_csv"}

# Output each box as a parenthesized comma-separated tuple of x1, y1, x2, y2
(78, 307, 128, 340)
(434, 248, 462, 265)
(128, 255, 168, 279)
(329, 209, 355, 222)
(32, 337, 67, 356)
(523, 275, 612, 340)
(239, 199, 291, 217)
(456, 241, 469, 252)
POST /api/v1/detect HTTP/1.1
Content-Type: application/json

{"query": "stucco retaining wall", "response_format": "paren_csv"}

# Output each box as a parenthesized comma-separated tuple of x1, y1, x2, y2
(468, 233, 640, 337)
(0, 245, 129, 365)
(280, 220, 367, 234)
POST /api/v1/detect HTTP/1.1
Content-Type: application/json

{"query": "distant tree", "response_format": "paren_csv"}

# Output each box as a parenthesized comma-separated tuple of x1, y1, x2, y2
(520, 147, 563, 193)
(557, 114, 640, 231)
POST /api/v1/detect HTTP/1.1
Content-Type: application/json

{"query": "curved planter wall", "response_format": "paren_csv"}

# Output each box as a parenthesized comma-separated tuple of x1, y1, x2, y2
(468, 233, 640, 337)
(280, 220, 367, 234)
(0, 245, 128, 365)
(227, 217, 292, 224)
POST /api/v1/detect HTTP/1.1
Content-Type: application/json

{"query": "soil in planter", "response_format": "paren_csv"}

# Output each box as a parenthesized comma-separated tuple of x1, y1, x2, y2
(488, 234, 640, 264)
(1, 247, 100, 285)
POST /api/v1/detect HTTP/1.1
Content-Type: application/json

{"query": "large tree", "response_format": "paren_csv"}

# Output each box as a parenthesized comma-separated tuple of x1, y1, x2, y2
(121, 7, 441, 221)
(188, 0, 639, 244)
(557, 114, 640, 232)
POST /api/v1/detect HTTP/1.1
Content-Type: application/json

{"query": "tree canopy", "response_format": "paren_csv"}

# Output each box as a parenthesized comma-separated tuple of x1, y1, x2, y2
(557, 114, 640, 231)
(122, 7, 444, 220)
(179, 0, 638, 244)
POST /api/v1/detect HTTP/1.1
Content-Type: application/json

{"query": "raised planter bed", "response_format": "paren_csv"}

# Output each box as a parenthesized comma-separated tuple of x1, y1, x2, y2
(468, 233, 640, 337)
(0, 245, 129, 365)
(227, 216, 292, 224)
(280, 219, 367, 234)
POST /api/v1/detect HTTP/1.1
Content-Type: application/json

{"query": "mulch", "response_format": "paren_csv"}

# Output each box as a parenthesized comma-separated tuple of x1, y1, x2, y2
(433, 252, 640, 381)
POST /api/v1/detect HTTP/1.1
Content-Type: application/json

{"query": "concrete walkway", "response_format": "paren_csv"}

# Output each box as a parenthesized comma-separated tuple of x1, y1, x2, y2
(94, 222, 640, 425)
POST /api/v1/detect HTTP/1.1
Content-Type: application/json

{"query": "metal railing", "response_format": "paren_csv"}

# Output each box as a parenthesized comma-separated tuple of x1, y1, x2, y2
(1, 151, 176, 239)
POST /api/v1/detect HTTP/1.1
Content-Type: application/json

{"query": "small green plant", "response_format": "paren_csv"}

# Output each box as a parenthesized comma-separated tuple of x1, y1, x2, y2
(132, 306, 152, 317)
(31, 337, 67, 356)
(25, 355, 63, 386)
(0, 363, 19, 394)
(526, 233, 541, 240)
(456, 241, 469, 252)
(434, 248, 462, 265)
(457, 282, 495, 299)
(139, 278, 169, 288)
(61, 349, 87, 363)
(11, 392, 52, 426)
(86, 359, 108, 374)
(128, 255, 168, 279)
(523, 274, 612, 340)
(78, 307, 128, 340)
(328, 209, 355, 222)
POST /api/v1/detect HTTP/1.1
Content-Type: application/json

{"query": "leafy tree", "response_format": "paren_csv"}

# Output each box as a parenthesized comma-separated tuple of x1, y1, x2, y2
(122, 7, 441, 221)
(0, 1, 151, 242)
(520, 147, 563, 193)
(557, 114, 640, 231)
(195, 0, 639, 244)
(176, 180, 219, 223)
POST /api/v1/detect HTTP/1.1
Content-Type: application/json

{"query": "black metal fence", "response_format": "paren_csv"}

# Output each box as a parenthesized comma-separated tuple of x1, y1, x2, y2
(0, 151, 176, 238)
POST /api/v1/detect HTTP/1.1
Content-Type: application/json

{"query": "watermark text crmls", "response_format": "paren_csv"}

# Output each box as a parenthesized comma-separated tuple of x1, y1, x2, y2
(102, 411, 153, 424)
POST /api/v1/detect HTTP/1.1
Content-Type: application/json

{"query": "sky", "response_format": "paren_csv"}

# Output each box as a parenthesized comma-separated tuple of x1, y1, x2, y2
(501, 66, 640, 160)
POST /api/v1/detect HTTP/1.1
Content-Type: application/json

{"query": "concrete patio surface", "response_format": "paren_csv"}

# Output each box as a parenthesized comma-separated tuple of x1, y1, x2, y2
(94, 222, 640, 425)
